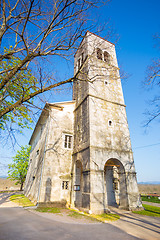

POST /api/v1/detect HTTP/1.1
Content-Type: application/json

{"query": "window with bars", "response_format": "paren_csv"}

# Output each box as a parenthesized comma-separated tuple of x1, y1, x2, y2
(62, 181, 69, 190)
(64, 135, 72, 149)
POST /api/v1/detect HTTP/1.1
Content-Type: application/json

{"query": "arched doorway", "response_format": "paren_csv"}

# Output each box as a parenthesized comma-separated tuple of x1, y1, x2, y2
(104, 159, 128, 209)
(74, 160, 83, 208)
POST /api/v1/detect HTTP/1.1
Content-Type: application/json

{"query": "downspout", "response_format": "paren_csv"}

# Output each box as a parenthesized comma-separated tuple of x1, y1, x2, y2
(37, 112, 50, 206)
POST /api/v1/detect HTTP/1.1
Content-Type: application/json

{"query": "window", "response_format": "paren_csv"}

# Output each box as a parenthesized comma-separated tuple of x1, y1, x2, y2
(81, 52, 84, 64)
(78, 58, 81, 70)
(74, 185, 80, 191)
(113, 178, 119, 190)
(64, 135, 72, 149)
(62, 181, 69, 190)
(104, 51, 110, 64)
(108, 120, 112, 126)
(97, 48, 102, 60)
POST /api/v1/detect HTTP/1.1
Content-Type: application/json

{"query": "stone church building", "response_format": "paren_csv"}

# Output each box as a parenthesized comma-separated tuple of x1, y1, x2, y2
(24, 31, 142, 213)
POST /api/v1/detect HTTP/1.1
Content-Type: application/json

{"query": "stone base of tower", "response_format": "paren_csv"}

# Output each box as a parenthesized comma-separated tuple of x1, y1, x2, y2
(126, 172, 143, 210)
(71, 164, 143, 214)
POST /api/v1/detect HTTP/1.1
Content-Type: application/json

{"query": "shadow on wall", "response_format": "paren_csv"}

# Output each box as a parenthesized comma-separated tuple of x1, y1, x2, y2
(45, 177, 52, 202)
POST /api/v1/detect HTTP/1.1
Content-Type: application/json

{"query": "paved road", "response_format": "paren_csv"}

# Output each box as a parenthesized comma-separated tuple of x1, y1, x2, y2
(0, 207, 142, 240)
(0, 192, 159, 240)
(0, 192, 141, 240)
(142, 201, 160, 208)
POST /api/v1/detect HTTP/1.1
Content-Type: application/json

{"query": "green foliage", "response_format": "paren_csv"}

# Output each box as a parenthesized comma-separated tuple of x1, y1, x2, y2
(141, 195, 160, 203)
(10, 194, 34, 207)
(8, 145, 31, 190)
(0, 47, 37, 131)
(133, 204, 160, 217)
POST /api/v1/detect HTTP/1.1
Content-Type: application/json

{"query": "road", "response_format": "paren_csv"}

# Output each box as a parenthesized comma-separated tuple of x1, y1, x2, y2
(0, 206, 141, 240)
(0, 192, 159, 240)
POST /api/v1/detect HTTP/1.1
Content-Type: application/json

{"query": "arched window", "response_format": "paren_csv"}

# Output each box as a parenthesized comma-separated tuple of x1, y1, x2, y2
(97, 48, 102, 60)
(104, 51, 110, 64)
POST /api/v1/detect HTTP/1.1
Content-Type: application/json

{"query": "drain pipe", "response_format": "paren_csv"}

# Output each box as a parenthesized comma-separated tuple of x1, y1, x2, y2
(37, 111, 50, 206)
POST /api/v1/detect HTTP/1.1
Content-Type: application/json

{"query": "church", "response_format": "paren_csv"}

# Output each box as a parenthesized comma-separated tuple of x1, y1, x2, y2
(24, 31, 142, 214)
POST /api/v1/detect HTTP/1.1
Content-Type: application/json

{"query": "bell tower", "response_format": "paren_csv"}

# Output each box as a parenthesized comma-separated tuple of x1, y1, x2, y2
(72, 31, 142, 213)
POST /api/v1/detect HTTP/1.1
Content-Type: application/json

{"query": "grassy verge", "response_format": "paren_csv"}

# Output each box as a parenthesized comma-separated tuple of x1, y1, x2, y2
(10, 194, 35, 207)
(36, 206, 120, 222)
(133, 204, 160, 218)
(36, 207, 61, 213)
(92, 213, 120, 222)
(141, 195, 160, 203)
(67, 210, 120, 222)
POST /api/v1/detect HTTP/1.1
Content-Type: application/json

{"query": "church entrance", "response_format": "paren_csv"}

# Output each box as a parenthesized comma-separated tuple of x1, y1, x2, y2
(104, 159, 128, 209)
(74, 160, 83, 208)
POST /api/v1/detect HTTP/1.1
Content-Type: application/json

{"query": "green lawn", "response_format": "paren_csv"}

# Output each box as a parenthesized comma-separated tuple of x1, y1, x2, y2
(36, 207, 61, 213)
(133, 204, 160, 218)
(141, 195, 160, 204)
(10, 194, 35, 207)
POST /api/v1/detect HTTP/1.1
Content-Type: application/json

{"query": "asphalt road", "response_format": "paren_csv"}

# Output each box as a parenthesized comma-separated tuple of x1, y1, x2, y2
(0, 206, 141, 240)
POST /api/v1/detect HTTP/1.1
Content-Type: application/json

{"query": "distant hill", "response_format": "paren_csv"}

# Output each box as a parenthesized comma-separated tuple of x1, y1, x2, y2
(0, 175, 7, 179)
(138, 181, 160, 185)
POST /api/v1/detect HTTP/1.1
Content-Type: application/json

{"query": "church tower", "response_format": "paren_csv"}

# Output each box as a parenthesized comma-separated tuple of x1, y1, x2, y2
(72, 31, 142, 213)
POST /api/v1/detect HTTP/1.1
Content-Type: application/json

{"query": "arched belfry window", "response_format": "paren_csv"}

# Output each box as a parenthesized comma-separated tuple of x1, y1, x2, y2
(104, 51, 110, 64)
(97, 48, 102, 60)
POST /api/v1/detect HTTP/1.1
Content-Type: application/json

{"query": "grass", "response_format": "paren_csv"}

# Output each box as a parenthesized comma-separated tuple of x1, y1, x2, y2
(141, 195, 160, 203)
(36, 206, 120, 222)
(36, 207, 61, 213)
(90, 213, 120, 222)
(133, 204, 160, 218)
(67, 210, 83, 218)
(10, 194, 35, 207)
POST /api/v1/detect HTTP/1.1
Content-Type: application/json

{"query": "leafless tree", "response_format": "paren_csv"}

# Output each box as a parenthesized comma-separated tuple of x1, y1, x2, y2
(144, 33, 160, 125)
(0, 0, 110, 142)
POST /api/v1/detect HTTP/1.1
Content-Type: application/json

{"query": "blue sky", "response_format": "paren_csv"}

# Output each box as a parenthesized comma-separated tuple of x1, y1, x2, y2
(0, 0, 160, 182)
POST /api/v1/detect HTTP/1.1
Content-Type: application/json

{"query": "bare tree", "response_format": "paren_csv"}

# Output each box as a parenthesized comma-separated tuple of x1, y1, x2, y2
(144, 33, 160, 125)
(0, 0, 110, 140)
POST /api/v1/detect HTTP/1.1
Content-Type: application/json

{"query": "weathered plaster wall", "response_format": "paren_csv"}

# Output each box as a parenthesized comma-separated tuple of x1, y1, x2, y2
(24, 111, 49, 203)
(38, 102, 75, 205)
(25, 102, 75, 205)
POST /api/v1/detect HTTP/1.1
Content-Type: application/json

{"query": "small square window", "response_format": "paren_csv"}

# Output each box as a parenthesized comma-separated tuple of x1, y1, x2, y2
(62, 181, 69, 190)
(64, 135, 72, 149)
